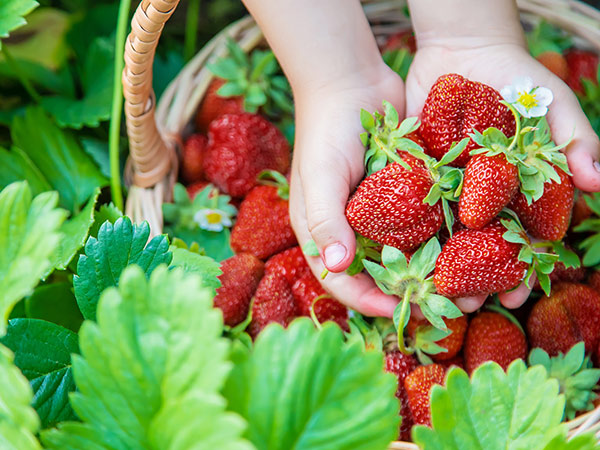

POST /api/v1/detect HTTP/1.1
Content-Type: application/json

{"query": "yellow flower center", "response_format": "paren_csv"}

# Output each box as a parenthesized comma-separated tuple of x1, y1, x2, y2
(205, 212, 223, 224)
(517, 91, 538, 109)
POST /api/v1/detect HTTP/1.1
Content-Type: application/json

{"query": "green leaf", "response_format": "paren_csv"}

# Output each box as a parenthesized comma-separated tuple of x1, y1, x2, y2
(89, 202, 122, 238)
(11, 107, 108, 213)
(0, 344, 41, 449)
(1, 318, 79, 428)
(25, 282, 83, 333)
(41, 37, 114, 129)
(47, 187, 99, 274)
(0, 182, 66, 334)
(73, 217, 172, 321)
(224, 319, 399, 450)
(413, 360, 567, 450)
(41, 265, 250, 450)
(0, 146, 51, 196)
(0, 0, 38, 49)
(80, 138, 111, 179)
(302, 239, 320, 257)
(169, 246, 222, 294)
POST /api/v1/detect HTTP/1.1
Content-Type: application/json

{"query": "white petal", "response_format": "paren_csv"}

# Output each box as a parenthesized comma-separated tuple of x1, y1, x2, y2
(501, 85, 518, 103)
(513, 102, 531, 118)
(513, 76, 534, 93)
(533, 87, 553, 107)
(527, 105, 548, 118)
(221, 216, 233, 227)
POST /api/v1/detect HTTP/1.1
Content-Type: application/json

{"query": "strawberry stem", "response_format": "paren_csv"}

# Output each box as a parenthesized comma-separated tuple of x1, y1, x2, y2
(309, 295, 328, 330)
(502, 100, 522, 154)
(396, 285, 415, 355)
(373, 136, 411, 170)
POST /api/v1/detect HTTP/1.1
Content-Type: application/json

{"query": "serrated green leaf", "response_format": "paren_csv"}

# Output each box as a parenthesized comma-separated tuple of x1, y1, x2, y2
(413, 361, 566, 450)
(1, 318, 78, 428)
(0, 146, 52, 196)
(42, 265, 251, 450)
(224, 319, 399, 450)
(11, 107, 108, 213)
(0, 182, 66, 334)
(89, 203, 122, 238)
(0, 0, 38, 49)
(0, 344, 41, 449)
(73, 217, 172, 321)
(542, 432, 599, 450)
(79, 138, 110, 179)
(169, 246, 221, 294)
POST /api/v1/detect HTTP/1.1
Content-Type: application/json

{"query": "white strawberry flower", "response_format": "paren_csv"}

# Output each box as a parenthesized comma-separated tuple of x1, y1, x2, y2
(193, 208, 233, 232)
(500, 77, 553, 118)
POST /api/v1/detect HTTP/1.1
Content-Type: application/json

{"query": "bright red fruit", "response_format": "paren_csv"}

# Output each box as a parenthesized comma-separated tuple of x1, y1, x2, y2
(181, 134, 208, 183)
(291, 273, 348, 331)
(385, 351, 419, 441)
(248, 272, 298, 338)
(346, 155, 443, 252)
(459, 154, 519, 229)
(404, 364, 446, 427)
(406, 315, 468, 362)
(214, 253, 264, 327)
(565, 50, 599, 95)
(464, 311, 527, 373)
(509, 167, 574, 241)
(195, 78, 244, 132)
(527, 283, 600, 358)
(419, 73, 515, 167)
(203, 114, 290, 198)
(231, 185, 297, 260)
(434, 220, 528, 297)
(264, 246, 311, 285)
(536, 51, 569, 81)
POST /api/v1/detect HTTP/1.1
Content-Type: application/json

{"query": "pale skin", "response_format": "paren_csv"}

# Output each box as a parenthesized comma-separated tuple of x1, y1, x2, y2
(241, 0, 600, 317)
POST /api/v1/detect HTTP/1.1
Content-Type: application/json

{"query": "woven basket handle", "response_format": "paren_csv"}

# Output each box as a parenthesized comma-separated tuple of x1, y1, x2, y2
(123, 0, 180, 189)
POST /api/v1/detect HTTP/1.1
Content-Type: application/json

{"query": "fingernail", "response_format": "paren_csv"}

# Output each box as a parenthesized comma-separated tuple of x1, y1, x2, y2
(594, 161, 600, 173)
(323, 243, 347, 269)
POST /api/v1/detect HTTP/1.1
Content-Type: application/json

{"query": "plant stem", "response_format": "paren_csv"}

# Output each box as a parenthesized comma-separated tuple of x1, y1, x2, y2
(108, 0, 132, 212)
(1, 46, 41, 103)
(397, 285, 415, 355)
(503, 101, 522, 153)
(184, 0, 201, 62)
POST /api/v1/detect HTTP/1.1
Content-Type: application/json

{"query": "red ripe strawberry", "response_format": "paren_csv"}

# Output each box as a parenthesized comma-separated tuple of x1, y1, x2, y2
(291, 273, 349, 331)
(384, 351, 419, 441)
(346, 155, 443, 252)
(181, 134, 208, 183)
(195, 78, 244, 132)
(464, 311, 528, 373)
(509, 167, 574, 241)
(214, 253, 264, 327)
(438, 355, 464, 371)
(420, 73, 515, 167)
(589, 271, 600, 292)
(203, 114, 291, 198)
(404, 364, 446, 427)
(264, 246, 311, 285)
(532, 261, 586, 291)
(571, 191, 593, 229)
(186, 181, 211, 200)
(459, 154, 519, 229)
(406, 315, 468, 362)
(231, 185, 297, 260)
(381, 31, 416, 54)
(434, 220, 528, 297)
(527, 283, 600, 358)
(248, 272, 298, 338)
(536, 51, 569, 81)
(565, 50, 599, 95)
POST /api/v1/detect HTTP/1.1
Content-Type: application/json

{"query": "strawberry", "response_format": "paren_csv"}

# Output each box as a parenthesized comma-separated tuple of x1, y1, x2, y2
(406, 315, 468, 362)
(434, 220, 528, 297)
(195, 78, 244, 132)
(291, 272, 348, 331)
(464, 311, 528, 373)
(536, 51, 569, 81)
(203, 114, 291, 198)
(381, 30, 416, 54)
(264, 246, 311, 285)
(532, 261, 586, 291)
(419, 73, 515, 167)
(571, 191, 593, 229)
(565, 49, 599, 95)
(248, 272, 298, 338)
(404, 364, 446, 427)
(186, 181, 211, 200)
(214, 253, 264, 327)
(384, 350, 419, 441)
(230, 176, 296, 260)
(527, 283, 600, 358)
(589, 271, 600, 291)
(438, 355, 464, 371)
(509, 166, 574, 241)
(181, 134, 208, 183)
(346, 155, 443, 252)
(459, 153, 519, 229)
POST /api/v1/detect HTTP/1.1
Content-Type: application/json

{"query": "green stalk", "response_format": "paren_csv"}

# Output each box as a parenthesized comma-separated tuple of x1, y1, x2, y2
(108, 0, 132, 212)
(397, 285, 415, 355)
(1, 46, 41, 103)
(503, 101, 522, 154)
(184, 0, 201, 62)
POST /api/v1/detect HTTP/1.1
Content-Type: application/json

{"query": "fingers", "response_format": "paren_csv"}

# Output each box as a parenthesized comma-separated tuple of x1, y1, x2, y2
(454, 294, 488, 313)
(497, 278, 533, 309)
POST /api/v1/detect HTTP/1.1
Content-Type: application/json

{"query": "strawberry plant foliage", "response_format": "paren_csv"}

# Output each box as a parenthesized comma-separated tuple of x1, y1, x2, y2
(0, 181, 66, 334)
(74, 217, 172, 321)
(224, 319, 400, 450)
(42, 265, 250, 450)
(412, 360, 593, 450)
(0, 0, 38, 49)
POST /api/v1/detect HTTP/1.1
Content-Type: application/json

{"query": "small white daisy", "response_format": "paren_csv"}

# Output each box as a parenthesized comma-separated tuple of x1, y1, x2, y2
(500, 76, 553, 118)
(193, 208, 233, 232)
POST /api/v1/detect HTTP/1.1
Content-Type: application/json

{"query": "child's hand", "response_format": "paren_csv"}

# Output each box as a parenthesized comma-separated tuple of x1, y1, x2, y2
(290, 63, 405, 317)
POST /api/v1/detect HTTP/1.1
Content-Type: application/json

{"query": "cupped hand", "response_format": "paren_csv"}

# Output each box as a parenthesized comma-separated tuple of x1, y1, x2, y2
(289, 63, 405, 317)
(405, 40, 600, 311)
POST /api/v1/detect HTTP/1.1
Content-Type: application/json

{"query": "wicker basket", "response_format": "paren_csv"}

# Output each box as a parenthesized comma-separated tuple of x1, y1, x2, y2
(121, 0, 600, 447)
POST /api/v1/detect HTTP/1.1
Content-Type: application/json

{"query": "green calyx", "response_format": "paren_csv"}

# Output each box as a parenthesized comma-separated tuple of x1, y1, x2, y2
(257, 170, 289, 200)
(528, 342, 600, 420)
(208, 38, 293, 116)
(574, 192, 600, 268)
(500, 213, 559, 296)
(411, 325, 452, 365)
(345, 313, 384, 353)
(362, 238, 462, 355)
